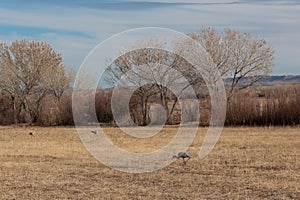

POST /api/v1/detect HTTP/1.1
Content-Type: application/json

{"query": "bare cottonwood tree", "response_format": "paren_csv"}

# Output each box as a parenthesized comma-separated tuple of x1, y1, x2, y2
(0, 39, 70, 124)
(105, 39, 202, 125)
(190, 27, 274, 100)
(45, 65, 73, 101)
(106, 42, 171, 125)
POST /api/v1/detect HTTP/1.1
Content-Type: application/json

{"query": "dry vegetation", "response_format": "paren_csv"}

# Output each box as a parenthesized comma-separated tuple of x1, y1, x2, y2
(2, 83, 300, 127)
(227, 84, 300, 126)
(0, 126, 299, 199)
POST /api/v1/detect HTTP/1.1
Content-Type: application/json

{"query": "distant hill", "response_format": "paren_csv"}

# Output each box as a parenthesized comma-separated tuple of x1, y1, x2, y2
(226, 75, 300, 87)
(101, 75, 300, 90)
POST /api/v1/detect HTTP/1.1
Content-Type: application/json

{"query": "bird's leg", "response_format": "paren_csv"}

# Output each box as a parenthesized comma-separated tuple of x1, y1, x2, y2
(186, 157, 190, 163)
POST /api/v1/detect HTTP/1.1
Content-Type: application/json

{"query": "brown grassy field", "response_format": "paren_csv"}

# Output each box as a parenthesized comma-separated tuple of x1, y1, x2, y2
(0, 126, 299, 199)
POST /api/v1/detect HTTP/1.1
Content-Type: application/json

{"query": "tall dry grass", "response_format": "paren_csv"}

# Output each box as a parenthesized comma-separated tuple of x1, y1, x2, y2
(226, 84, 300, 126)
(1, 85, 300, 126)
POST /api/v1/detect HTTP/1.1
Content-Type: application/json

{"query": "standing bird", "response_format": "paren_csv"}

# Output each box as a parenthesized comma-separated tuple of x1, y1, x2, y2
(172, 152, 191, 165)
(29, 132, 35, 137)
(91, 130, 98, 135)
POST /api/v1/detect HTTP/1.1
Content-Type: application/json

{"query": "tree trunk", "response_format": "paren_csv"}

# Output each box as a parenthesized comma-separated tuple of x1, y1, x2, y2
(11, 96, 18, 124)
(141, 97, 149, 126)
(160, 91, 172, 124)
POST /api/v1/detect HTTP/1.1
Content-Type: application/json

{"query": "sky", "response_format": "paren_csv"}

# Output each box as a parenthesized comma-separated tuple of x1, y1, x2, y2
(0, 0, 299, 75)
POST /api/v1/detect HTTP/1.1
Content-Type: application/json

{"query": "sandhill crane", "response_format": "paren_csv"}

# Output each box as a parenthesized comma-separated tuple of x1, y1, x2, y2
(172, 152, 191, 165)
(91, 130, 98, 135)
(29, 132, 35, 137)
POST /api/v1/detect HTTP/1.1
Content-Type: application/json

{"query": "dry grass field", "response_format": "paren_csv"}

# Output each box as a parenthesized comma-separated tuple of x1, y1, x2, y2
(0, 125, 299, 199)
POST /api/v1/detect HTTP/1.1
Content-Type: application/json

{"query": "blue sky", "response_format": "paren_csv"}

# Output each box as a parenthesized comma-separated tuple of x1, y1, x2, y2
(0, 0, 299, 75)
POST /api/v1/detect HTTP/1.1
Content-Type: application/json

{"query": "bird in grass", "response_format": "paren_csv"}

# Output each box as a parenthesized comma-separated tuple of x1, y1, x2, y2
(172, 152, 191, 165)
(29, 132, 35, 137)
(91, 130, 98, 135)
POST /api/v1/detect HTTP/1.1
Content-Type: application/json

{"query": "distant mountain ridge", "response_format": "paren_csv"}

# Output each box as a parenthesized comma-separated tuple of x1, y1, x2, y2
(102, 75, 300, 90)
(226, 75, 300, 87)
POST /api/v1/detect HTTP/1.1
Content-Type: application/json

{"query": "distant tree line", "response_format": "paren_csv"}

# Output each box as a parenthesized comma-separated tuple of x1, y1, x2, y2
(1, 84, 300, 126)
(3, 27, 293, 127)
